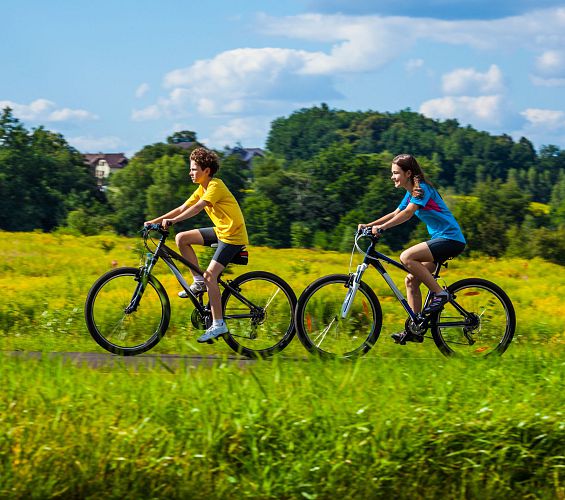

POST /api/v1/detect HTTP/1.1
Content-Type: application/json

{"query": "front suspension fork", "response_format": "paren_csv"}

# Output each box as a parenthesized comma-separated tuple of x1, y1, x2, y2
(125, 252, 156, 314)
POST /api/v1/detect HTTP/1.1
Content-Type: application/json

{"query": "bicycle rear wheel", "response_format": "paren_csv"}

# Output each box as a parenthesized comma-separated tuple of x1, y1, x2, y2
(295, 274, 382, 359)
(430, 278, 516, 357)
(85, 267, 170, 355)
(221, 271, 296, 358)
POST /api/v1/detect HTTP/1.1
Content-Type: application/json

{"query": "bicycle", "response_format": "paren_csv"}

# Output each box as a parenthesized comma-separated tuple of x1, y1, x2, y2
(294, 228, 516, 359)
(84, 224, 297, 358)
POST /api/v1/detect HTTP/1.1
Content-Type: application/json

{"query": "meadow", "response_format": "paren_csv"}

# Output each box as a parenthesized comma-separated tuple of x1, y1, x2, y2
(0, 231, 564, 498)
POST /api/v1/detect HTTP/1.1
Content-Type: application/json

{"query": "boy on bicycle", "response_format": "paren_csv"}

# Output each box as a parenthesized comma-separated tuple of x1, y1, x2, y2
(145, 147, 249, 343)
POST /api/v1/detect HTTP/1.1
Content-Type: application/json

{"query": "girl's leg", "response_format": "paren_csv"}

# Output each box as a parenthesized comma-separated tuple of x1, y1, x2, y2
(400, 242, 442, 295)
(405, 262, 436, 313)
(175, 230, 205, 280)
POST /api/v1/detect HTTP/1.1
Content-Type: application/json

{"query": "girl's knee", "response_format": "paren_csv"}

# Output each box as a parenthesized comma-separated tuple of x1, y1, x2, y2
(405, 273, 419, 288)
(400, 251, 411, 266)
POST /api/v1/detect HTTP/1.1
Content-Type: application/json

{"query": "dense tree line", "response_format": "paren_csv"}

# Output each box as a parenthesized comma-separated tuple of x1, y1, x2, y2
(1, 104, 564, 264)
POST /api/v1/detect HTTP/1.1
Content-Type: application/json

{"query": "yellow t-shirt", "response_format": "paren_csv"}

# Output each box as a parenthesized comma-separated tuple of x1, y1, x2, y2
(185, 178, 249, 245)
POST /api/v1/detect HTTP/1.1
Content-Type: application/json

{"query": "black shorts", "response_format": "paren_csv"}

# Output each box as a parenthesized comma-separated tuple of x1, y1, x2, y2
(426, 238, 466, 263)
(198, 227, 245, 267)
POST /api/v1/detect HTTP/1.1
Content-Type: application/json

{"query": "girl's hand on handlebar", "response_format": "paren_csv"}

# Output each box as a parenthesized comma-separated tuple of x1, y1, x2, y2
(371, 226, 384, 237)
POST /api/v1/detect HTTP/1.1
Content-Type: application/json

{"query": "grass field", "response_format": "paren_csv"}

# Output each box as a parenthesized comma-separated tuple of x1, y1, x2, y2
(1, 231, 564, 498)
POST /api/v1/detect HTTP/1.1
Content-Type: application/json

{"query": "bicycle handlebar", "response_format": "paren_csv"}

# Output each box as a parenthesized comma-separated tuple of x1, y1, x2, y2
(142, 223, 169, 237)
(357, 227, 383, 239)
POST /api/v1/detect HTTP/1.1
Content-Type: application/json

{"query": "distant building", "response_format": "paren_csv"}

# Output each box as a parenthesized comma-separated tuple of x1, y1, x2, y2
(227, 147, 265, 165)
(83, 153, 128, 189)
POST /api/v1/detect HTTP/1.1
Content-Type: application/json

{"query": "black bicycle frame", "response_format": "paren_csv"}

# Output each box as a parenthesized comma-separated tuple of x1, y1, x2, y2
(144, 230, 261, 320)
(361, 238, 442, 324)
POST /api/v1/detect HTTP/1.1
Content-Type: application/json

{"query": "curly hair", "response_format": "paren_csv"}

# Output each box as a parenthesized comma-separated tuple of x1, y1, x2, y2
(190, 147, 220, 176)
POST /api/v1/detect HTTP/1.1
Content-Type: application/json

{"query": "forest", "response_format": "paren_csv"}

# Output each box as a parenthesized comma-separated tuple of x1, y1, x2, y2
(1, 104, 564, 264)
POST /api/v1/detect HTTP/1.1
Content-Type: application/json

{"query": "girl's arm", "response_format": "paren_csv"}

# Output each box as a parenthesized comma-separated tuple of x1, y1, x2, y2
(359, 209, 400, 229)
(375, 203, 418, 232)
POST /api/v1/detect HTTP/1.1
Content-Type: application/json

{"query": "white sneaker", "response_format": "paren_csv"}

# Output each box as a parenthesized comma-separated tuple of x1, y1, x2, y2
(178, 281, 207, 298)
(197, 323, 229, 343)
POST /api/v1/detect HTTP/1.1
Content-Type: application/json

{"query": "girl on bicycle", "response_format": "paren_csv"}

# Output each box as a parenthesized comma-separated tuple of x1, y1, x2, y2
(358, 154, 466, 344)
(145, 147, 249, 343)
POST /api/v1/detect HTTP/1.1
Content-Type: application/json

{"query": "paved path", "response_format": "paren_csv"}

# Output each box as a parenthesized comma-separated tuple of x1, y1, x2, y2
(3, 350, 270, 370)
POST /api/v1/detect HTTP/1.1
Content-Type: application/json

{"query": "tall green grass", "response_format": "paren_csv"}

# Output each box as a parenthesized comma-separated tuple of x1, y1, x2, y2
(0, 352, 563, 499)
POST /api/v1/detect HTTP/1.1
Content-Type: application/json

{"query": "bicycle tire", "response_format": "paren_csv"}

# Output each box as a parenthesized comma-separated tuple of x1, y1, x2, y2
(221, 271, 297, 358)
(430, 278, 516, 357)
(295, 274, 382, 359)
(85, 267, 171, 356)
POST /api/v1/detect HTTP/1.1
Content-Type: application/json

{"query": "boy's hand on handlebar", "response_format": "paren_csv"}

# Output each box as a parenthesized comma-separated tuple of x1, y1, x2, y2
(161, 219, 174, 229)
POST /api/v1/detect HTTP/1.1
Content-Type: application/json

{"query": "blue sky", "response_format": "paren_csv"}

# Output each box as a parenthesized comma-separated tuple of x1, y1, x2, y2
(2, 0, 565, 156)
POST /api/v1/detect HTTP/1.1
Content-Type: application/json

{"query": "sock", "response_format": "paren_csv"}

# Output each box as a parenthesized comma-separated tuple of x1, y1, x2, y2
(212, 320, 225, 327)
(436, 290, 448, 297)
(193, 276, 205, 283)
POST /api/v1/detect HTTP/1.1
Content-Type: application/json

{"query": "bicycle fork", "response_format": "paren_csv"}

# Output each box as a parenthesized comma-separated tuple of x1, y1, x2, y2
(125, 252, 156, 314)
(341, 263, 368, 318)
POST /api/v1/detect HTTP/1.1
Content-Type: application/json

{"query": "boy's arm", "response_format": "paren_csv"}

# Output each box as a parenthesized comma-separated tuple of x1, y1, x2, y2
(145, 204, 185, 225)
(162, 199, 210, 227)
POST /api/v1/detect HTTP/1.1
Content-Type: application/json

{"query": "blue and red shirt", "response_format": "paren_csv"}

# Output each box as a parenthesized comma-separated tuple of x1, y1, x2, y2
(397, 182, 466, 243)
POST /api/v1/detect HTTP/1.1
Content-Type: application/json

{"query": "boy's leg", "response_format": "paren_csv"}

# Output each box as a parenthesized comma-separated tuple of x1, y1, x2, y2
(196, 260, 228, 343)
(203, 260, 224, 322)
(175, 229, 205, 280)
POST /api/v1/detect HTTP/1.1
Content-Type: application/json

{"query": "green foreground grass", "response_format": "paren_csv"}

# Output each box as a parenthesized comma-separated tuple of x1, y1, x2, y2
(1, 351, 563, 499)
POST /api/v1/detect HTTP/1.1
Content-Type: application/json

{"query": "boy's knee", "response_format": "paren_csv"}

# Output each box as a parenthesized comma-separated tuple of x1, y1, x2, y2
(203, 271, 217, 285)
(175, 232, 185, 247)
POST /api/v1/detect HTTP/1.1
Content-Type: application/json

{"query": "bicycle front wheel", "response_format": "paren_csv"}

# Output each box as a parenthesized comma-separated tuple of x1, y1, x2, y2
(295, 274, 382, 359)
(431, 278, 516, 357)
(221, 271, 297, 358)
(85, 267, 171, 355)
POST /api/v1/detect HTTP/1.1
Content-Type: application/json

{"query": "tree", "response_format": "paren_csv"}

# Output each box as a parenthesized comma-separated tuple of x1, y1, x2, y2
(0, 108, 98, 231)
(167, 130, 198, 144)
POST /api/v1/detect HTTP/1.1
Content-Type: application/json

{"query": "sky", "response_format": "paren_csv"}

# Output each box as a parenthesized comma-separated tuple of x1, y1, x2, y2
(2, 0, 565, 156)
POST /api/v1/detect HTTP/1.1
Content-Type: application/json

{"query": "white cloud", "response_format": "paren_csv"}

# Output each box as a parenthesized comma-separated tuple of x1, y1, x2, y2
(531, 75, 565, 87)
(536, 50, 565, 75)
(405, 58, 425, 72)
(514, 107, 565, 148)
(132, 47, 341, 121)
(206, 117, 271, 148)
(132, 104, 162, 121)
(420, 95, 503, 125)
(442, 65, 504, 95)
(132, 6, 565, 141)
(0, 99, 97, 122)
(532, 50, 565, 85)
(521, 108, 565, 129)
(67, 135, 124, 152)
(135, 83, 150, 98)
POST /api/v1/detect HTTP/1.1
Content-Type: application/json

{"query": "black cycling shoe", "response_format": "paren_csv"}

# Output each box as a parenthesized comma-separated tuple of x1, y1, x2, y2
(423, 292, 450, 314)
(391, 330, 424, 345)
